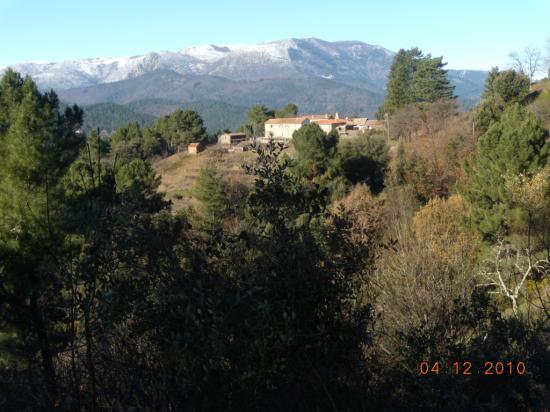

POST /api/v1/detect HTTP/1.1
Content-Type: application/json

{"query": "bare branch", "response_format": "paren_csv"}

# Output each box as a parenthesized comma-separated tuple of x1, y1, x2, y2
(509, 46, 543, 84)
(479, 240, 549, 317)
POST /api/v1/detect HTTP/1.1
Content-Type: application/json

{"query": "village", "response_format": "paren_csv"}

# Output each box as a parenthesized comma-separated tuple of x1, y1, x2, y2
(187, 113, 386, 154)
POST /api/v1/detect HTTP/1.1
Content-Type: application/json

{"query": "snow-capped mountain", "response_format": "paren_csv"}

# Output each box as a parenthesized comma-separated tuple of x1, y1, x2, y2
(2, 38, 395, 92)
(2, 52, 201, 90)
(1, 38, 487, 117)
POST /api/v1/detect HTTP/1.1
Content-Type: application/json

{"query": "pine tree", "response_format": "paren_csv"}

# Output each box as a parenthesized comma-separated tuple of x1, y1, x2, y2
(380, 48, 455, 115)
(193, 164, 230, 230)
(154, 109, 207, 152)
(244, 104, 275, 137)
(491, 70, 530, 104)
(292, 123, 339, 181)
(464, 104, 549, 237)
(482, 67, 500, 100)
(0, 70, 84, 406)
(382, 48, 422, 114)
(275, 103, 299, 118)
(412, 55, 455, 103)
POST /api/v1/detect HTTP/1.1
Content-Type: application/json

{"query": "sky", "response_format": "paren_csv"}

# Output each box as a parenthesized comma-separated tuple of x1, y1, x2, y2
(0, 0, 548, 71)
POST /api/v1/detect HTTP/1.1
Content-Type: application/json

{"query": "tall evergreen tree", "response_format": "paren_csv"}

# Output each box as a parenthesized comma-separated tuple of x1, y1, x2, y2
(275, 103, 299, 118)
(292, 123, 339, 181)
(412, 55, 455, 103)
(0, 70, 84, 407)
(192, 164, 230, 230)
(243, 104, 275, 137)
(381, 48, 422, 114)
(154, 109, 207, 152)
(482, 66, 500, 100)
(379, 48, 455, 115)
(464, 104, 549, 237)
(490, 70, 530, 104)
(473, 69, 531, 138)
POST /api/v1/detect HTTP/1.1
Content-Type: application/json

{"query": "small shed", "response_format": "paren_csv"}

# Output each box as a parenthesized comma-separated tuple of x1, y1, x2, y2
(188, 142, 204, 154)
(219, 132, 247, 145)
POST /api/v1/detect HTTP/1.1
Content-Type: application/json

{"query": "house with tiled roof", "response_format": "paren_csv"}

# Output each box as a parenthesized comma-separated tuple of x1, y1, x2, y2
(264, 117, 310, 141)
(309, 118, 347, 134)
(302, 114, 334, 120)
(263, 113, 386, 142)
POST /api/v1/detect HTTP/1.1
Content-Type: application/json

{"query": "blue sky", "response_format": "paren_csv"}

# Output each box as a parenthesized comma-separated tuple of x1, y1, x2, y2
(1, 0, 548, 70)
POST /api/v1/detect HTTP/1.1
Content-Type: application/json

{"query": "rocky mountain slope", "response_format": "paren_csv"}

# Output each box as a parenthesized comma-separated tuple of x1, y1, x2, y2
(3, 38, 487, 118)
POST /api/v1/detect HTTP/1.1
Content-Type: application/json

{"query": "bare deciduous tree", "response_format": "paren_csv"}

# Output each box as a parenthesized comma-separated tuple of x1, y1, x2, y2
(479, 241, 549, 317)
(509, 46, 542, 84)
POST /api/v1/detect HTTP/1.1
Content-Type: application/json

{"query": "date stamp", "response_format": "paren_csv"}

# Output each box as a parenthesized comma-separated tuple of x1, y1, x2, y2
(419, 361, 526, 376)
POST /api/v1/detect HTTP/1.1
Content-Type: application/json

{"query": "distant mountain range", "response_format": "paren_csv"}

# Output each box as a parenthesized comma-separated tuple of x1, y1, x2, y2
(2, 38, 488, 130)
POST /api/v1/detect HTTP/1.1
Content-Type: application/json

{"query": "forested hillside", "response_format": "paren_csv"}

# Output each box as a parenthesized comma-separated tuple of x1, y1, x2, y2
(82, 102, 156, 132)
(126, 98, 248, 132)
(79, 99, 248, 134)
(0, 45, 549, 411)
(58, 70, 384, 117)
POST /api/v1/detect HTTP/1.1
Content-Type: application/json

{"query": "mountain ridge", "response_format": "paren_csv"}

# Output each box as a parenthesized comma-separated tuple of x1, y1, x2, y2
(3, 38, 488, 119)
(59, 69, 384, 116)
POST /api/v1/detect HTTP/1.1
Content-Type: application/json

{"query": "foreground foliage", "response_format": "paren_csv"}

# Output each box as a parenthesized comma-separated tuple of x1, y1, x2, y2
(0, 70, 549, 411)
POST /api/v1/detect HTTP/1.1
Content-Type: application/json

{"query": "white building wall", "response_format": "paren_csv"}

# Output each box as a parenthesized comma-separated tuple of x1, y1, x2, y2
(265, 122, 307, 139)
(319, 124, 336, 134)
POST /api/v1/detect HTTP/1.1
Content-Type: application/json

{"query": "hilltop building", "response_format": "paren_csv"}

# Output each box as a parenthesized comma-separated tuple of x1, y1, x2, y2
(188, 142, 204, 154)
(263, 113, 385, 141)
(345, 118, 386, 132)
(311, 118, 347, 134)
(219, 132, 247, 145)
(265, 117, 310, 141)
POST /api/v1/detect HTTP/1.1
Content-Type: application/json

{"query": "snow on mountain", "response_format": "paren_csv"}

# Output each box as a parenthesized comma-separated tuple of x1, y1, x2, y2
(1, 51, 201, 90)
(1, 38, 396, 91)
(1, 38, 487, 110)
(182, 39, 296, 63)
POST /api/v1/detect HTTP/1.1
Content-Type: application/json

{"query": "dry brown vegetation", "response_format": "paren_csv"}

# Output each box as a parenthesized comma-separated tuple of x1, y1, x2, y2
(153, 145, 256, 211)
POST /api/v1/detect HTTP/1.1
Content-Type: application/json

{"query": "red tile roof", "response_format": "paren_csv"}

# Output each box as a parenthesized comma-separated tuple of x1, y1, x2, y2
(312, 119, 347, 125)
(265, 117, 308, 124)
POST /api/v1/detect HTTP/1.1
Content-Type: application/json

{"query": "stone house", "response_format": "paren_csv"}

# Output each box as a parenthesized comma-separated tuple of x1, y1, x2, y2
(263, 113, 385, 142)
(219, 132, 247, 145)
(347, 118, 386, 132)
(188, 142, 204, 154)
(309, 118, 347, 134)
(264, 117, 310, 141)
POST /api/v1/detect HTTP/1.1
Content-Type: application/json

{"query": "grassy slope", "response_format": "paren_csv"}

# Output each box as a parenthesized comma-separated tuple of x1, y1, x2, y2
(528, 78, 550, 128)
(153, 145, 256, 211)
(531, 78, 550, 92)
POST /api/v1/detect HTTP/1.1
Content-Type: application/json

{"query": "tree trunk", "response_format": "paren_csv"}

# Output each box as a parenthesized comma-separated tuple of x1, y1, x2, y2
(30, 296, 58, 408)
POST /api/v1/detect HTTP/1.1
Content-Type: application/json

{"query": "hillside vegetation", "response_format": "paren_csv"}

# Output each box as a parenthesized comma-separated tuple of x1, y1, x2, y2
(154, 146, 255, 210)
(126, 98, 248, 132)
(529, 78, 550, 127)
(82, 102, 156, 132)
(0, 51, 549, 410)
(59, 70, 385, 117)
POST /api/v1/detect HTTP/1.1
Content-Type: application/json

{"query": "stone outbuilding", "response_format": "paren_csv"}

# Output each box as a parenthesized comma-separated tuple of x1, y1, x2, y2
(188, 142, 204, 154)
(219, 132, 247, 145)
